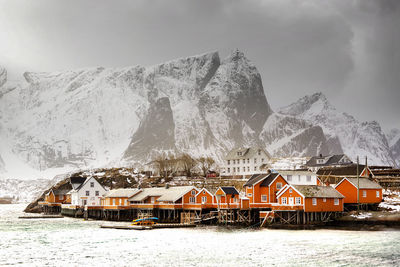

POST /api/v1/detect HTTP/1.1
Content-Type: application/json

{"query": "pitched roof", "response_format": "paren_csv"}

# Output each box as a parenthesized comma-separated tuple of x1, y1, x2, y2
(316, 164, 367, 176)
(70, 177, 87, 190)
(292, 185, 344, 198)
(53, 189, 71, 195)
(340, 178, 382, 189)
(306, 154, 353, 167)
(259, 173, 280, 187)
(128, 186, 196, 202)
(225, 147, 271, 160)
(104, 188, 140, 198)
(219, 186, 239, 195)
(244, 173, 267, 186)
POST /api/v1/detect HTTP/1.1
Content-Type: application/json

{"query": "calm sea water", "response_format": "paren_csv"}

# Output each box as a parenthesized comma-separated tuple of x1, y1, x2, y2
(0, 204, 399, 266)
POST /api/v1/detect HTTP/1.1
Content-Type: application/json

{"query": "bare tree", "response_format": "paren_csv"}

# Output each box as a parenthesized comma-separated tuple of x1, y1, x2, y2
(198, 156, 215, 177)
(179, 153, 197, 177)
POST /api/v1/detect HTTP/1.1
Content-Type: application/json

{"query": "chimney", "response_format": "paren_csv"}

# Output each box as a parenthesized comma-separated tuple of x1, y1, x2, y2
(319, 154, 323, 157)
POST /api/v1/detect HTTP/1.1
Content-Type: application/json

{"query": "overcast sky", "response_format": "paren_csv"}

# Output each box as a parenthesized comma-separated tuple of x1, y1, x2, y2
(0, 0, 399, 131)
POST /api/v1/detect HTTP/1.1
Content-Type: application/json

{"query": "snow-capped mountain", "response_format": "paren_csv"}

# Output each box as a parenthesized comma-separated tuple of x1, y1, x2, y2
(278, 93, 395, 166)
(0, 51, 396, 180)
(387, 129, 400, 166)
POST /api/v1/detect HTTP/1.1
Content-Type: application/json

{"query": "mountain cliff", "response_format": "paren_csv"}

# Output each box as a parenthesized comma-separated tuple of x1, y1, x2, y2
(0, 52, 396, 179)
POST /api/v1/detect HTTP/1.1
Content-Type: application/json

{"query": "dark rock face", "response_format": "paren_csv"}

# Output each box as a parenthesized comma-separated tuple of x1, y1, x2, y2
(391, 139, 400, 167)
(0, 67, 6, 87)
(124, 97, 176, 160)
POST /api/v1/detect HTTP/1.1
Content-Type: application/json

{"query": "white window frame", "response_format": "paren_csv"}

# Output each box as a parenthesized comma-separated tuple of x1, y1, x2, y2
(282, 197, 287, 205)
(334, 198, 339, 205)
(276, 183, 282, 190)
(191, 190, 196, 195)
(376, 190, 380, 198)
(312, 198, 317, 205)
(201, 196, 207, 204)
(323, 198, 326, 202)
(112, 199, 116, 205)
(261, 195, 267, 202)
(287, 175, 292, 181)
(86, 191, 90, 196)
(90, 182, 94, 188)
(307, 176, 311, 182)
(289, 197, 294, 205)
(362, 190, 367, 198)
(247, 193, 252, 197)
(95, 191, 99, 196)
(189, 197, 196, 204)
(295, 197, 301, 205)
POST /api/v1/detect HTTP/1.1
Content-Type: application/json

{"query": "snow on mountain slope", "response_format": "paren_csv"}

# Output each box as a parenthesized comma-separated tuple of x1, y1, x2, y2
(278, 93, 395, 165)
(387, 129, 400, 167)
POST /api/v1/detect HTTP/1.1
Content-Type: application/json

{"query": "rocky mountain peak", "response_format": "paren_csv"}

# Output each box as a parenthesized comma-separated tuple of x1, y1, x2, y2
(0, 67, 7, 87)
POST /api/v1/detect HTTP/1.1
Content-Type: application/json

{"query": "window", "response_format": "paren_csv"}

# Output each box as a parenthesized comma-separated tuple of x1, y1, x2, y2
(376, 191, 380, 198)
(254, 158, 257, 163)
(282, 197, 287, 204)
(243, 159, 246, 164)
(189, 197, 196, 203)
(262, 158, 264, 162)
(90, 182, 94, 188)
(233, 167, 235, 172)
(59, 195, 64, 200)
(86, 191, 90, 196)
(312, 198, 317, 205)
(287, 175, 292, 181)
(295, 197, 301, 204)
(243, 167, 246, 172)
(307, 176, 311, 182)
(276, 183, 282, 189)
(247, 159, 250, 163)
(247, 167, 250, 172)
(119, 199, 122, 205)
(191, 190, 196, 195)
(201, 196, 207, 203)
(362, 190, 367, 198)
(254, 166, 257, 171)
(125, 199, 128, 206)
(112, 199, 116, 205)
(247, 193, 252, 197)
(95, 191, 99, 196)
(334, 198, 339, 205)
(83, 200, 87, 206)
(203, 191, 206, 195)
(289, 188, 293, 193)
(227, 160, 230, 165)
(261, 195, 267, 202)
(258, 150, 261, 155)
(227, 168, 230, 173)
(323, 198, 326, 202)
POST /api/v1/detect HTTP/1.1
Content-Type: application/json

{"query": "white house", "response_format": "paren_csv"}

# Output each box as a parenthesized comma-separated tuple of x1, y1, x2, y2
(224, 147, 271, 177)
(277, 170, 320, 185)
(69, 177, 107, 206)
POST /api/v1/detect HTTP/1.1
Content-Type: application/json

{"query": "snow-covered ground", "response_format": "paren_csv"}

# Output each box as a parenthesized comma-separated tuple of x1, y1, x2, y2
(379, 190, 400, 212)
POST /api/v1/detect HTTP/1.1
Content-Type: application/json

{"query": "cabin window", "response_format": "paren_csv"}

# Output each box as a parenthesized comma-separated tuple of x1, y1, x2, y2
(261, 195, 267, 202)
(95, 191, 99, 196)
(227, 168, 230, 173)
(307, 176, 311, 182)
(282, 197, 287, 204)
(289, 188, 293, 193)
(334, 198, 339, 205)
(119, 199, 122, 205)
(362, 190, 367, 198)
(125, 199, 128, 206)
(312, 198, 317, 205)
(247, 193, 252, 197)
(275, 183, 281, 190)
(203, 191, 206, 195)
(287, 175, 292, 181)
(59, 195, 64, 200)
(295, 197, 301, 204)
(376, 191, 380, 198)
(113, 199, 116, 205)
(323, 198, 326, 202)
(191, 190, 196, 195)
(90, 182, 94, 188)
(86, 191, 90, 196)
(189, 197, 196, 203)
(201, 196, 207, 203)
(227, 160, 230, 165)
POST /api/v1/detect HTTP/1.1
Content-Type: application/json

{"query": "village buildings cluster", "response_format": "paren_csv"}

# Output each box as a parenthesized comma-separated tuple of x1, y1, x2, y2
(40, 147, 389, 225)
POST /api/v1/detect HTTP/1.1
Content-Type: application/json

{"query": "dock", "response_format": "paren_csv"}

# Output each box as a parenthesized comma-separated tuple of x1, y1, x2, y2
(100, 223, 196, 230)
(18, 215, 64, 219)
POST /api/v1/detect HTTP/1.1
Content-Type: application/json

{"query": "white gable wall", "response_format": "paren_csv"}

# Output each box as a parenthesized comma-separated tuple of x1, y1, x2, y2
(72, 177, 107, 206)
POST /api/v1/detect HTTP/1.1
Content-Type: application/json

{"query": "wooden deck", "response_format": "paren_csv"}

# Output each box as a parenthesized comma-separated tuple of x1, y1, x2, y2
(100, 223, 196, 230)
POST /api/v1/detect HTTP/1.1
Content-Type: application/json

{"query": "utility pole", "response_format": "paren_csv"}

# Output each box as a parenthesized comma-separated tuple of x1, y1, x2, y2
(357, 156, 360, 212)
(365, 156, 368, 177)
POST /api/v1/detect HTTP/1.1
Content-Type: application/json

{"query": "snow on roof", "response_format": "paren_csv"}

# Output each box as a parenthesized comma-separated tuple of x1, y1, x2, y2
(292, 185, 344, 198)
(225, 147, 271, 160)
(104, 188, 140, 198)
(128, 186, 196, 202)
(277, 170, 316, 176)
(343, 178, 382, 189)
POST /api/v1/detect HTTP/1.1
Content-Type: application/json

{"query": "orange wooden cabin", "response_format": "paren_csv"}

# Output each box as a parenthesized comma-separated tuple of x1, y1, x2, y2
(275, 184, 344, 212)
(195, 188, 215, 208)
(215, 187, 240, 209)
(102, 188, 141, 208)
(243, 172, 288, 208)
(44, 189, 70, 204)
(335, 177, 382, 204)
